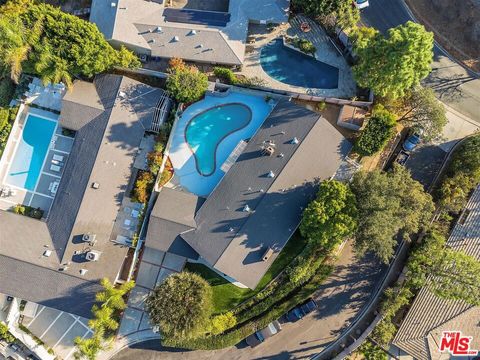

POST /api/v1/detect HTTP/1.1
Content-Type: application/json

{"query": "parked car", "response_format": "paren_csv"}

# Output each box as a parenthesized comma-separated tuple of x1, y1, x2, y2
(287, 298, 318, 322)
(300, 298, 318, 315)
(403, 129, 423, 151)
(354, 0, 369, 9)
(245, 320, 282, 347)
(286, 306, 304, 322)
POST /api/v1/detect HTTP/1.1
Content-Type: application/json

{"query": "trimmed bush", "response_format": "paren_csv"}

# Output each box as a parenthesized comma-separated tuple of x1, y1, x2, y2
(0, 78, 15, 107)
(0, 108, 9, 131)
(354, 106, 396, 156)
(213, 67, 238, 85)
(166, 58, 208, 103)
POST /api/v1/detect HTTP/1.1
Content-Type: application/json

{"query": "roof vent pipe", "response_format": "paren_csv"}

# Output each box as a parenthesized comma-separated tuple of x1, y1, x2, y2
(291, 137, 299, 144)
(243, 204, 251, 212)
(172, 36, 179, 42)
(267, 171, 275, 178)
(189, 30, 197, 35)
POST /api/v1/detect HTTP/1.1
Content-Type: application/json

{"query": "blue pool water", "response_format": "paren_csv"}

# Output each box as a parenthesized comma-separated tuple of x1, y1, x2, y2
(185, 103, 252, 176)
(6, 114, 57, 191)
(169, 91, 273, 196)
(260, 39, 339, 89)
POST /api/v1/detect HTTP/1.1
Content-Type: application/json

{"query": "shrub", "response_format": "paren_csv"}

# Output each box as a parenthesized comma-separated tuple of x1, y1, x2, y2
(213, 67, 238, 85)
(296, 38, 316, 55)
(147, 149, 163, 174)
(166, 58, 208, 103)
(354, 106, 396, 156)
(12, 204, 43, 219)
(209, 312, 237, 335)
(0, 78, 16, 107)
(132, 171, 155, 203)
(0, 108, 10, 131)
(0, 322, 15, 343)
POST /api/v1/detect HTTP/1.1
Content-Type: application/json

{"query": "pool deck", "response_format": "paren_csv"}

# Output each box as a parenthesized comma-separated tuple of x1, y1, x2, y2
(241, 15, 357, 99)
(167, 90, 275, 196)
(0, 107, 73, 216)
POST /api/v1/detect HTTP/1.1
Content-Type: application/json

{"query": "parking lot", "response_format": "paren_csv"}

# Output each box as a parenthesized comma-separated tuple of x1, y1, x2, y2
(24, 305, 92, 360)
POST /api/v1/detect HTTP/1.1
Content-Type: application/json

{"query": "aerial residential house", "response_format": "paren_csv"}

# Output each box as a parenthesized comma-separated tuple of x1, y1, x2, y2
(393, 185, 480, 360)
(0, 74, 169, 318)
(89, 0, 289, 67)
(146, 99, 352, 289)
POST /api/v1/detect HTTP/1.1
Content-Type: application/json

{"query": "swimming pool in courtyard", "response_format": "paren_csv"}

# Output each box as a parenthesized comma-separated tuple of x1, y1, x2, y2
(5, 113, 57, 191)
(260, 38, 339, 89)
(169, 90, 274, 196)
(185, 103, 252, 176)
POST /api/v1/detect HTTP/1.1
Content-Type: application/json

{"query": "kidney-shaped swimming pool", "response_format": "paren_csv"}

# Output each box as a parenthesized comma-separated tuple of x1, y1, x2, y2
(185, 103, 252, 176)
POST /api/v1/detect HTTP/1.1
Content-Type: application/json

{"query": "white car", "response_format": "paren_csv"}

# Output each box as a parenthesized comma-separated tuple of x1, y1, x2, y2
(355, 0, 369, 9)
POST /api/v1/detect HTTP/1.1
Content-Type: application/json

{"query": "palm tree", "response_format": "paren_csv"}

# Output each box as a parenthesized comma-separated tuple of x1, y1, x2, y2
(74, 332, 110, 360)
(0, 18, 29, 83)
(34, 47, 73, 89)
(95, 278, 135, 311)
(88, 305, 119, 332)
(0, 16, 43, 83)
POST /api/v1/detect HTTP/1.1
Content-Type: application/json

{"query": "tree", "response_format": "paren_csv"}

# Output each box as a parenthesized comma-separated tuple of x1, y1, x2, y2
(0, 1, 139, 84)
(395, 86, 447, 141)
(448, 134, 480, 180)
(166, 58, 208, 103)
(74, 332, 109, 360)
(438, 173, 476, 213)
(353, 22, 434, 98)
(88, 305, 119, 333)
(300, 180, 357, 250)
(408, 231, 480, 306)
(146, 272, 213, 339)
(354, 105, 396, 156)
(95, 278, 134, 310)
(351, 165, 434, 262)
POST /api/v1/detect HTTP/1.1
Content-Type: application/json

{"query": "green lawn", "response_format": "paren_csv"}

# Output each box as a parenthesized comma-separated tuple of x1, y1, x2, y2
(185, 231, 308, 314)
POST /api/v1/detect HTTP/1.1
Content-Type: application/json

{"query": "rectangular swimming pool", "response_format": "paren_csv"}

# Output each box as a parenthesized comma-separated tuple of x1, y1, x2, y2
(6, 113, 57, 191)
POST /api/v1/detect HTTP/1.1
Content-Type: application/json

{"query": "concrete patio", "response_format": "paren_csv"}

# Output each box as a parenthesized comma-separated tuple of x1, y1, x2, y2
(241, 15, 357, 99)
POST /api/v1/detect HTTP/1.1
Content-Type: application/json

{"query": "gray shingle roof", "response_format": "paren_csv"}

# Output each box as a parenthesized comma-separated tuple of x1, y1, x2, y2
(182, 100, 352, 289)
(145, 188, 201, 259)
(393, 185, 480, 360)
(0, 74, 164, 317)
(134, 24, 242, 66)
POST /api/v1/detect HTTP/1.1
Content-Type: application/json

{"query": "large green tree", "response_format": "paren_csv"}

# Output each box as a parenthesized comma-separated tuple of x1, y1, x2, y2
(0, 0, 139, 87)
(408, 231, 480, 306)
(146, 272, 213, 339)
(293, 0, 359, 32)
(351, 165, 434, 262)
(300, 180, 357, 251)
(353, 22, 434, 98)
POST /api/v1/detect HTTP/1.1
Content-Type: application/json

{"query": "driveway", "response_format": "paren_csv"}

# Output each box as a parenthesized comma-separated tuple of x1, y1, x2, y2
(113, 242, 386, 360)
(361, 0, 480, 124)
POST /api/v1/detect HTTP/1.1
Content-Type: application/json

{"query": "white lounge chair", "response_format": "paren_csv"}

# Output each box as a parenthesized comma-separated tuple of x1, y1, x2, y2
(51, 182, 59, 194)
(131, 209, 140, 218)
(50, 164, 61, 172)
(53, 154, 64, 161)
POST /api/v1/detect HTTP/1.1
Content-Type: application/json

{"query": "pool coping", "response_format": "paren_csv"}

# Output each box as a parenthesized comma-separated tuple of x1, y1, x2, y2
(183, 102, 253, 177)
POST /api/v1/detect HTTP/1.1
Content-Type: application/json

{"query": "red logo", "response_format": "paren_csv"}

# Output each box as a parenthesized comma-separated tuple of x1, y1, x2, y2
(439, 331, 478, 356)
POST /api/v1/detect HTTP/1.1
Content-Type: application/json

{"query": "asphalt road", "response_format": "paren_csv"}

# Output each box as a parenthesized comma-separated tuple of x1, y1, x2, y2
(113, 243, 386, 360)
(361, 0, 480, 124)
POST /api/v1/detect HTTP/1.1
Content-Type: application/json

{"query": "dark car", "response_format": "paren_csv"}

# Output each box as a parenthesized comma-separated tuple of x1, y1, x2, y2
(300, 298, 318, 315)
(402, 129, 423, 151)
(287, 298, 318, 322)
(245, 320, 282, 347)
(286, 307, 304, 322)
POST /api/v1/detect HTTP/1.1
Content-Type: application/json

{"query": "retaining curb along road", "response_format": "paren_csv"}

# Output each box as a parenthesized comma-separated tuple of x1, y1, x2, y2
(399, 0, 480, 79)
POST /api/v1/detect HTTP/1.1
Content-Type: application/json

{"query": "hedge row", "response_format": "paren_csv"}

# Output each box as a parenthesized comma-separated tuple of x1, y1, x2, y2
(162, 264, 333, 350)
